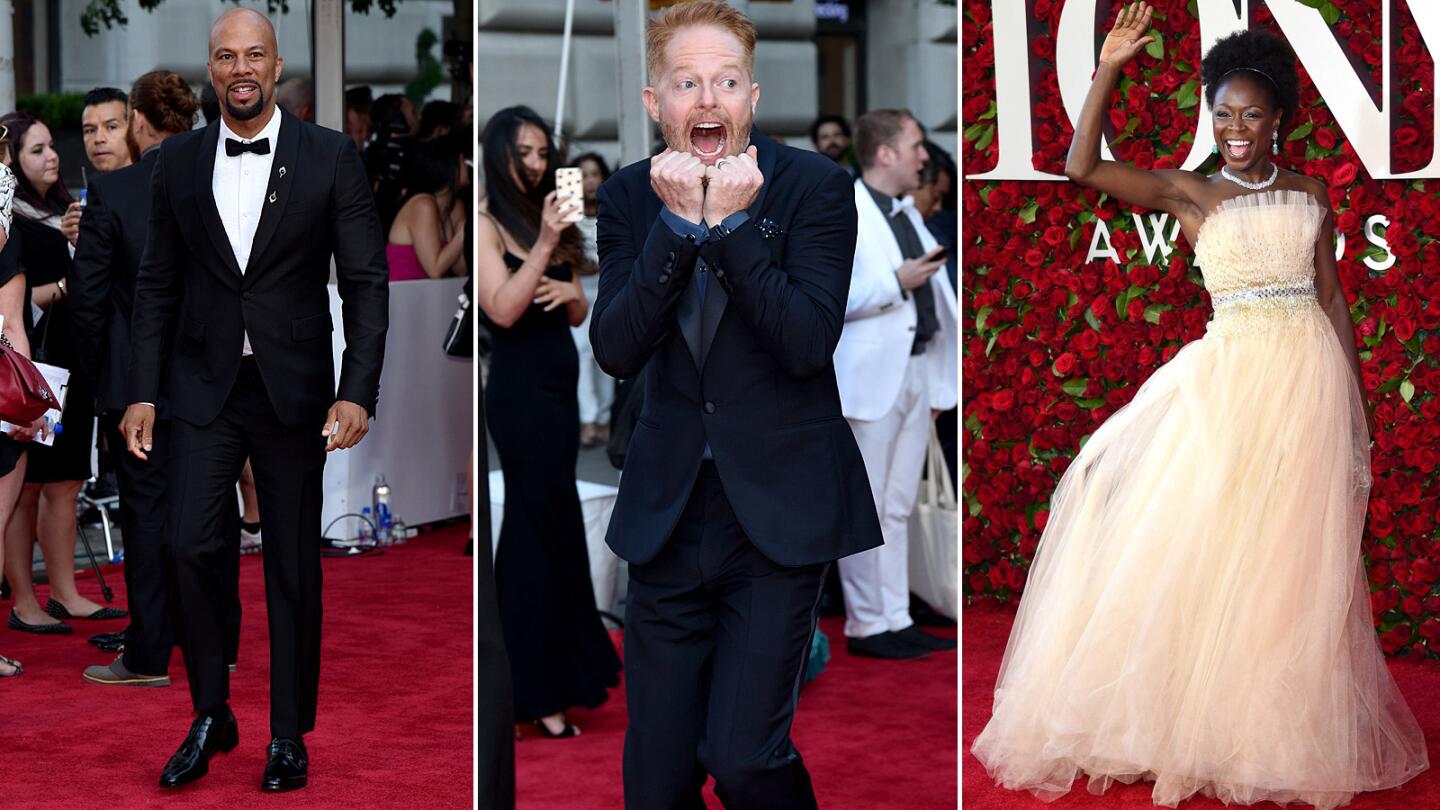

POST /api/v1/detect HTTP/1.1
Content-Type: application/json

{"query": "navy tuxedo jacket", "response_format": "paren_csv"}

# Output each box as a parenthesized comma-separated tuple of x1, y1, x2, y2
(591, 129, 882, 567)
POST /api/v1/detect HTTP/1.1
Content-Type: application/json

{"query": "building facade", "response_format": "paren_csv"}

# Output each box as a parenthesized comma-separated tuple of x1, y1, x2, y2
(477, 0, 957, 169)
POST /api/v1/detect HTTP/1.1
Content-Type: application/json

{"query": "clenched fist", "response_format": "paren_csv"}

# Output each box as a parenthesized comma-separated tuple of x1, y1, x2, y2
(702, 145, 762, 225)
(650, 149, 708, 225)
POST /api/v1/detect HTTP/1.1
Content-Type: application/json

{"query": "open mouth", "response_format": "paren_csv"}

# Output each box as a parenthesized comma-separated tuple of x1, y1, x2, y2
(689, 122, 727, 159)
(1224, 139, 1253, 160)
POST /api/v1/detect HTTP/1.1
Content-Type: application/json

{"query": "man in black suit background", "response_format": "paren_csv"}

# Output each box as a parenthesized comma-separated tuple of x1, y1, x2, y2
(591, 3, 880, 806)
(72, 70, 247, 689)
(120, 8, 388, 791)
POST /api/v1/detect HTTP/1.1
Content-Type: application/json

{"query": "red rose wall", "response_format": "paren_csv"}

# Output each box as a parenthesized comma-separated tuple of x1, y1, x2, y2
(961, 0, 1440, 656)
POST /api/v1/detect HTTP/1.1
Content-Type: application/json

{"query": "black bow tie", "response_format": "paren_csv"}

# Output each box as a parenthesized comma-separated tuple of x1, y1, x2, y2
(225, 137, 270, 157)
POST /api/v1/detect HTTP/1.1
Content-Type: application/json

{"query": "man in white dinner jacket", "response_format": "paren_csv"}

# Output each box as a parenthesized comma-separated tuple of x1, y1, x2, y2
(834, 108, 958, 660)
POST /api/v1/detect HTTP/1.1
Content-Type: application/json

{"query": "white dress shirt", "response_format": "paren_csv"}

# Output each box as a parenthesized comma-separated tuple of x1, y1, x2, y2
(215, 111, 282, 355)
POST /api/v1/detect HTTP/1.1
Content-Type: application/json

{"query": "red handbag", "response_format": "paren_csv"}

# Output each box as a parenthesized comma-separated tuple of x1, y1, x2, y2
(0, 333, 57, 425)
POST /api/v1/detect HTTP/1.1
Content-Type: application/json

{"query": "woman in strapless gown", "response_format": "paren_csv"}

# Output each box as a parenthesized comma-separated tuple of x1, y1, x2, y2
(971, 9, 1429, 809)
(385, 135, 468, 281)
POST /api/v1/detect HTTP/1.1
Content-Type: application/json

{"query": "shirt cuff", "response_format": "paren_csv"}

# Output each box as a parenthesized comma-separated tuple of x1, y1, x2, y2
(710, 211, 750, 240)
(660, 207, 708, 242)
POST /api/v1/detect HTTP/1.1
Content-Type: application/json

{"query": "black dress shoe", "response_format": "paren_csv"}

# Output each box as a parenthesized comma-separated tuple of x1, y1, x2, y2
(262, 737, 309, 791)
(846, 631, 930, 660)
(89, 628, 126, 652)
(159, 707, 239, 788)
(895, 624, 957, 652)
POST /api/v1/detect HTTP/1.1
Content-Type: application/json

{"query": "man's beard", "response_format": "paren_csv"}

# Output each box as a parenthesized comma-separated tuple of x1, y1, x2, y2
(821, 143, 846, 161)
(223, 84, 266, 121)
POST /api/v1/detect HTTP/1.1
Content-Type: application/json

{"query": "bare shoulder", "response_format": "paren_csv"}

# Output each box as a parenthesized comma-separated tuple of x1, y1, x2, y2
(1288, 172, 1331, 210)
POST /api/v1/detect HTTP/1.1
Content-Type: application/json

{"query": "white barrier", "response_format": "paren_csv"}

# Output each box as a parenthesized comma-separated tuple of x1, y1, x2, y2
(321, 278, 473, 536)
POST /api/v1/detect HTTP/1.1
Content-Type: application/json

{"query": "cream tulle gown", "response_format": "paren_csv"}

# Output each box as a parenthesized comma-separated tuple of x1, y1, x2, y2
(971, 189, 1429, 809)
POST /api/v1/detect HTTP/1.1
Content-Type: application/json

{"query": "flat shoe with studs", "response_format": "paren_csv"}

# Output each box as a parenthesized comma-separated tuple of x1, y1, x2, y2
(8, 608, 71, 634)
(45, 597, 128, 621)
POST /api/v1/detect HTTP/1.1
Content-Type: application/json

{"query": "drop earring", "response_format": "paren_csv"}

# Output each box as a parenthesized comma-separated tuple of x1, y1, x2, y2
(1211, 144, 1219, 155)
(1272, 131, 1279, 155)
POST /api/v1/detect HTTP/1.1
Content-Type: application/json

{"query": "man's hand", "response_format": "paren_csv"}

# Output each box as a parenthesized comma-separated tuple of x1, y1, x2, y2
(702, 145, 763, 225)
(120, 403, 156, 460)
(322, 400, 370, 452)
(896, 245, 946, 291)
(650, 149, 707, 225)
(61, 202, 83, 247)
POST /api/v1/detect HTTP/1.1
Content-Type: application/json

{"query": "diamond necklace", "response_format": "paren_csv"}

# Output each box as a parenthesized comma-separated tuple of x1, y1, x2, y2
(1220, 164, 1279, 190)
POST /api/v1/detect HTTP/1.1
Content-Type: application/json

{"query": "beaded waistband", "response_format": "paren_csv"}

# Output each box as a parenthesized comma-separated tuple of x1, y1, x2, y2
(1211, 282, 1316, 309)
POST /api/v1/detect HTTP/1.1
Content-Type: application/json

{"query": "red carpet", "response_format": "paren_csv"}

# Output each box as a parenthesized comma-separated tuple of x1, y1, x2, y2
(0, 525, 473, 808)
(963, 602, 1440, 809)
(513, 616, 958, 808)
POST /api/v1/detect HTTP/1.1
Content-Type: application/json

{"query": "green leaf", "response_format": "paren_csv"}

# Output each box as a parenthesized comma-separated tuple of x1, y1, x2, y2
(1143, 303, 1170, 324)
(1401, 379, 1416, 402)
(975, 306, 993, 333)
(1018, 201, 1039, 224)
(1145, 32, 1164, 60)
(1061, 378, 1090, 397)
(974, 124, 995, 151)
(979, 100, 996, 121)
(1376, 377, 1403, 395)
(1076, 398, 1107, 409)
(1173, 78, 1199, 109)
(1320, 1, 1341, 25)
(1085, 308, 1102, 331)
(1069, 228, 1082, 250)
(1287, 120, 1314, 141)
(963, 121, 988, 142)
(985, 335, 996, 356)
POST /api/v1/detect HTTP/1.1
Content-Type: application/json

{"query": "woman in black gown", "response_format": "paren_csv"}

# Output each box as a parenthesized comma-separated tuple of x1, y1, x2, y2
(0, 112, 115, 634)
(476, 106, 620, 738)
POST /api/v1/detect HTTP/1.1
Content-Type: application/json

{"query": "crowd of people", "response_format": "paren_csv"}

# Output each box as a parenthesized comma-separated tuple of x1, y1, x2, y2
(476, 5, 959, 805)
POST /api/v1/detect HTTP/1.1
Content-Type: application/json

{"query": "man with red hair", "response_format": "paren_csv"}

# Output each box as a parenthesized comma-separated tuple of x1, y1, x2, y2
(592, 2, 880, 807)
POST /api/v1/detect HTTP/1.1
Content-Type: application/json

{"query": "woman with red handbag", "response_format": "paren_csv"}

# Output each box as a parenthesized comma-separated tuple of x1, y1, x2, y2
(0, 112, 116, 638)
(0, 126, 47, 676)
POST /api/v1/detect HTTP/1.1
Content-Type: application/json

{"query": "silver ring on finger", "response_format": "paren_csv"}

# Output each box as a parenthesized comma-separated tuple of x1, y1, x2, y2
(715, 158, 729, 169)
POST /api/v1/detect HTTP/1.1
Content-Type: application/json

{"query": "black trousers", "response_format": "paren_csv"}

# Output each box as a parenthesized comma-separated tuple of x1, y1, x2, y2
(101, 412, 242, 675)
(168, 358, 326, 738)
(623, 463, 826, 810)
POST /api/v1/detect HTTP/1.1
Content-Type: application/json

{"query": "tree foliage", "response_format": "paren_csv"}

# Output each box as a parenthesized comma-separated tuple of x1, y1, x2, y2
(81, 0, 401, 37)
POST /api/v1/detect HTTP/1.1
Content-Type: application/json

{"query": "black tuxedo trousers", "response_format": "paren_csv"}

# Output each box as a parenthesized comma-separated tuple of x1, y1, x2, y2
(623, 464, 825, 809)
(100, 412, 242, 676)
(169, 358, 326, 737)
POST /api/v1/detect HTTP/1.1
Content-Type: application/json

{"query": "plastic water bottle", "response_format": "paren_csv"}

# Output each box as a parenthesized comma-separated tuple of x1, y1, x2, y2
(372, 476, 392, 545)
(358, 507, 373, 546)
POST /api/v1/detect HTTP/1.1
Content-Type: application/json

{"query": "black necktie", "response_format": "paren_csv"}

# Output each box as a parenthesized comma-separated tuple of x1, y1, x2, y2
(225, 137, 270, 157)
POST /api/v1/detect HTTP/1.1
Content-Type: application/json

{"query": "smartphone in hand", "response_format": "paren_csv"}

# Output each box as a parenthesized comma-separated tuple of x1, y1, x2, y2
(555, 167, 584, 223)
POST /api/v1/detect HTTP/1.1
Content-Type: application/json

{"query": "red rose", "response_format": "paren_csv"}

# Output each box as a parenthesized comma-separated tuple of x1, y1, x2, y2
(1381, 626, 1413, 655)
(991, 390, 1016, 412)
(1333, 162, 1360, 186)
(1315, 127, 1338, 149)
(1053, 353, 1077, 376)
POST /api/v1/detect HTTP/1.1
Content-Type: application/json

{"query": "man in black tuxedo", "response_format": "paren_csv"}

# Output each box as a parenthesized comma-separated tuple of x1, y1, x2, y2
(120, 9, 388, 791)
(72, 71, 245, 689)
(591, 3, 880, 806)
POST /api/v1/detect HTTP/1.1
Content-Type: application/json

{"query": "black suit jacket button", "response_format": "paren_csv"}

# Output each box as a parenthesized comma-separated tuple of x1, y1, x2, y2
(666, 251, 676, 262)
(658, 272, 670, 284)
(704, 401, 716, 414)
(242, 291, 254, 300)
(684, 233, 696, 243)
